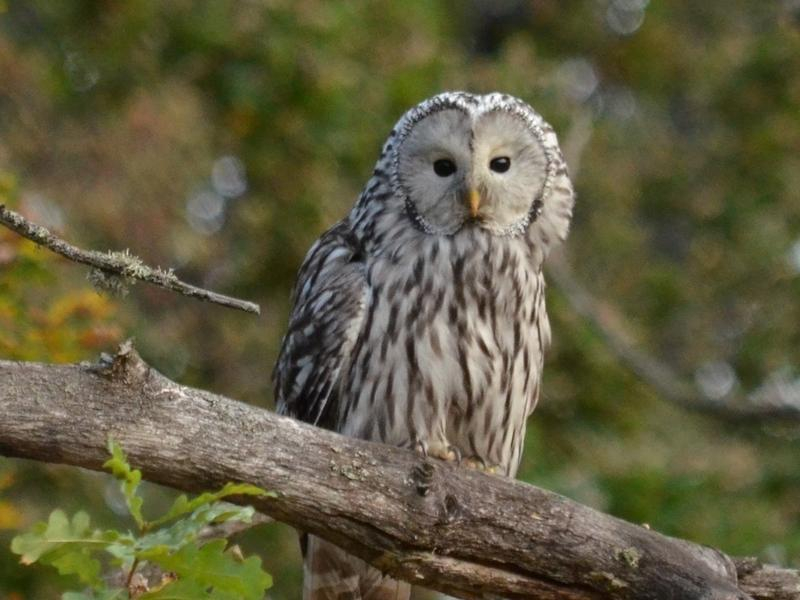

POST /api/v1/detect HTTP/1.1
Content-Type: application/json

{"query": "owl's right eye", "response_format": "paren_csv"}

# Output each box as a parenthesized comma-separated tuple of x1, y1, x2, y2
(433, 159, 457, 177)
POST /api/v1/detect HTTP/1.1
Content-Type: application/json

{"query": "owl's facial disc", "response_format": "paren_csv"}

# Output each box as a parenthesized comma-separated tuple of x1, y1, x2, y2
(470, 110, 549, 233)
(396, 105, 549, 236)
(396, 108, 472, 234)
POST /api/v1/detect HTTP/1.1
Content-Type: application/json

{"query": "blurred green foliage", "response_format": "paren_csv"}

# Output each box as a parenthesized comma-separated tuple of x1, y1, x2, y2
(1, 1, 799, 598)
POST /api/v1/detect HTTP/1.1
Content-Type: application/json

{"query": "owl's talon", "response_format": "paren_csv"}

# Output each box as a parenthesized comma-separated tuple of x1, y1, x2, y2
(463, 456, 486, 470)
(413, 440, 429, 458)
(463, 456, 500, 473)
(413, 441, 461, 462)
(447, 445, 462, 464)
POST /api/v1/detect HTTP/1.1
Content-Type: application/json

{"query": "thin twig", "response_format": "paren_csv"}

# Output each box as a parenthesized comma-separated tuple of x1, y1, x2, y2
(0, 204, 260, 315)
(125, 557, 140, 591)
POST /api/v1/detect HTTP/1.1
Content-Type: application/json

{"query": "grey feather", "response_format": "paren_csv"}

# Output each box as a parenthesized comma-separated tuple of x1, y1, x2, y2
(273, 221, 367, 430)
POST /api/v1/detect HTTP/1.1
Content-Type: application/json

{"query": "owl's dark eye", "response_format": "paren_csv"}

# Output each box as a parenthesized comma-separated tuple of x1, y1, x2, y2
(433, 159, 457, 177)
(489, 156, 511, 173)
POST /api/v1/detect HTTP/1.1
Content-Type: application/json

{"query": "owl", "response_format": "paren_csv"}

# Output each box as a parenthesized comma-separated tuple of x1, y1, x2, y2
(273, 91, 574, 599)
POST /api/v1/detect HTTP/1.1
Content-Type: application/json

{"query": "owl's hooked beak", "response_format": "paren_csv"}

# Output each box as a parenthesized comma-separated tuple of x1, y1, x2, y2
(465, 187, 482, 219)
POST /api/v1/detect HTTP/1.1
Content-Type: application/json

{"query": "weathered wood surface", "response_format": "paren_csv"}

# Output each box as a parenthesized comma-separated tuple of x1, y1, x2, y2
(1, 344, 798, 599)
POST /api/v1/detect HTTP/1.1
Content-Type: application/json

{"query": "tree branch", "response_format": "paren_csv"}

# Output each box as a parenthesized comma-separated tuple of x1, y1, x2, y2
(0, 204, 260, 315)
(557, 110, 800, 426)
(547, 252, 800, 424)
(1, 343, 797, 599)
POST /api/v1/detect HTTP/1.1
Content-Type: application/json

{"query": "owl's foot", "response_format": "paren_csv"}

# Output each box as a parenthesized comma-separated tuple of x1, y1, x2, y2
(463, 456, 500, 474)
(415, 441, 460, 463)
(444, 444, 462, 463)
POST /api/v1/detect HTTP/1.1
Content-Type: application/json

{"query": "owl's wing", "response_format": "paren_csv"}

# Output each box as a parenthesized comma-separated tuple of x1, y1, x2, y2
(272, 220, 367, 430)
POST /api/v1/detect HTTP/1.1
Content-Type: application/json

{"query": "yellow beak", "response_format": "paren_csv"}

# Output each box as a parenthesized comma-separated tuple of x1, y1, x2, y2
(466, 188, 481, 218)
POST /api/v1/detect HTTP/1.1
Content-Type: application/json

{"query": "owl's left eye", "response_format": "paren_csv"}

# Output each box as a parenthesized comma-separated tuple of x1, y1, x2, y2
(489, 156, 511, 173)
(433, 159, 457, 177)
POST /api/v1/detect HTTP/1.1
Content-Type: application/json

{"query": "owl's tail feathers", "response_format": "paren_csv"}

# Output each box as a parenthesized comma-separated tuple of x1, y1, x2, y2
(303, 535, 411, 600)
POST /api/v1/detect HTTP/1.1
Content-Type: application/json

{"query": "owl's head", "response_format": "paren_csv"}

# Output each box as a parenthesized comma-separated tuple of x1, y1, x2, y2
(388, 92, 573, 247)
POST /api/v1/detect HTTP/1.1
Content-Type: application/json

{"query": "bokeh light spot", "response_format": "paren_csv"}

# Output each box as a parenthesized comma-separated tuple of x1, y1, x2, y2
(64, 52, 99, 92)
(695, 360, 737, 401)
(606, 1, 647, 36)
(787, 239, 800, 274)
(212, 155, 248, 199)
(555, 58, 599, 103)
(186, 189, 226, 235)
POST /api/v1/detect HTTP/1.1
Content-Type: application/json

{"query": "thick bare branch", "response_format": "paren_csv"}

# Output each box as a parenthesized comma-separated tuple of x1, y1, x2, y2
(1, 344, 797, 599)
(0, 204, 260, 315)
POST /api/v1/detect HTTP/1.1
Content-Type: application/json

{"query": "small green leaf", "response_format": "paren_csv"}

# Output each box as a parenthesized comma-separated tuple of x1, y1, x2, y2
(151, 482, 272, 528)
(10, 510, 115, 587)
(12, 510, 91, 563)
(136, 502, 261, 554)
(49, 547, 102, 586)
(13, 442, 274, 597)
(103, 438, 145, 529)
(104, 531, 138, 566)
(140, 540, 272, 600)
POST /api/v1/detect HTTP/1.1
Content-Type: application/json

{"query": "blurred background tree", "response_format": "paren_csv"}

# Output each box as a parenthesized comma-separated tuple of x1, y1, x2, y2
(1, 1, 799, 598)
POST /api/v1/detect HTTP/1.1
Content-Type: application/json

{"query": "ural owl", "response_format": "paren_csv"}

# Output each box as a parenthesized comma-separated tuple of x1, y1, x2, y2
(274, 91, 574, 599)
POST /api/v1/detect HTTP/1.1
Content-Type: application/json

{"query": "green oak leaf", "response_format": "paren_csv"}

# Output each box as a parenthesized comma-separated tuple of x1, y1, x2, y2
(103, 531, 138, 566)
(48, 547, 102, 587)
(136, 502, 258, 553)
(11, 510, 117, 587)
(12, 443, 274, 597)
(103, 439, 145, 529)
(151, 482, 272, 528)
(140, 539, 271, 600)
